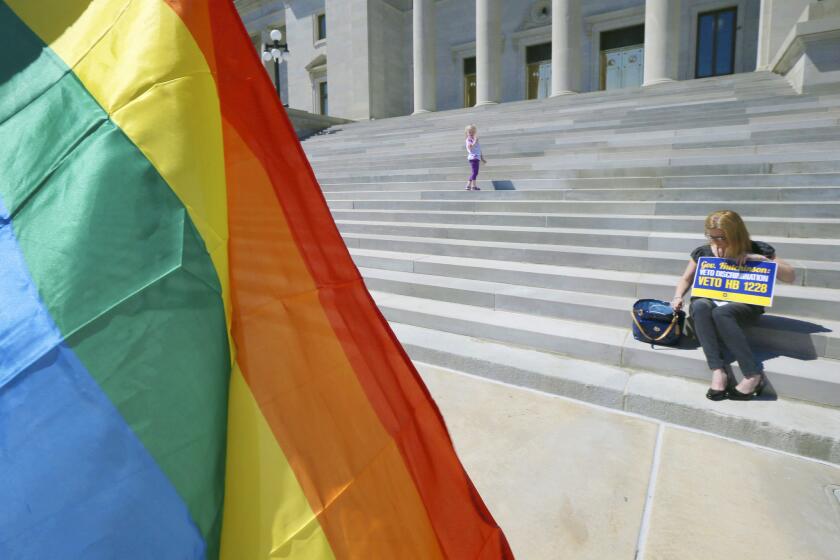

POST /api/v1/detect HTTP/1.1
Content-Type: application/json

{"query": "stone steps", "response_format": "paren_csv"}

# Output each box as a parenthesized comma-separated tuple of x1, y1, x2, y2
(310, 137, 840, 172)
(319, 173, 840, 191)
(327, 186, 840, 202)
(308, 91, 840, 141)
(303, 70, 840, 451)
(392, 323, 840, 465)
(361, 267, 840, 361)
(311, 99, 795, 144)
(308, 110, 840, 157)
(332, 209, 840, 238)
(536, 151, 840, 169)
(311, 109, 831, 149)
(309, 137, 840, 172)
(372, 291, 840, 408)
(317, 162, 840, 183)
(308, 109, 835, 158)
(349, 249, 840, 322)
(315, 142, 840, 166)
(333, 199, 840, 218)
(304, 72, 797, 138)
(337, 220, 840, 261)
(342, 232, 840, 288)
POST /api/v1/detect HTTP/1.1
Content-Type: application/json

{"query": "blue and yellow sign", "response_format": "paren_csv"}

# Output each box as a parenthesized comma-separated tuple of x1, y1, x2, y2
(692, 257, 778, 307)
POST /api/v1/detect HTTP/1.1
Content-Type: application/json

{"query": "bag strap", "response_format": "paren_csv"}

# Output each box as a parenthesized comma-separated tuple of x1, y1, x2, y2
(631, 310, 679, 342)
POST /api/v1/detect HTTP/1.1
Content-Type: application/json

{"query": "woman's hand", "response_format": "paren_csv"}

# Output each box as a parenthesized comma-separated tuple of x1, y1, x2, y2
(672, 260, 696, 312)
(481, 157, 487, 164)
(670, 295, 684, 312)
(737, 253, 768, 267)
(774, 256, 796, 283)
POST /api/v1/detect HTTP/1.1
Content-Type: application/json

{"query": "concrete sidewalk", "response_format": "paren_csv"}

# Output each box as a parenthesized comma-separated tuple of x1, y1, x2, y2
(417, 363, 840, 560)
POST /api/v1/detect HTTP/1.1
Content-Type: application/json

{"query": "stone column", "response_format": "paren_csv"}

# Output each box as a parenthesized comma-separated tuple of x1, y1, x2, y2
(551, 0, 581, 96)
(412, 0, 436, 114)
(755, 0, 773, 70)
(643, 0, 681, 86)
(476, 0, 502, 106)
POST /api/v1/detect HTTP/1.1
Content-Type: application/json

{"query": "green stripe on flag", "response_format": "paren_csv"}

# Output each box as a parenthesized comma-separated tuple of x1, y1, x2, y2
(0, 6, 230, 556)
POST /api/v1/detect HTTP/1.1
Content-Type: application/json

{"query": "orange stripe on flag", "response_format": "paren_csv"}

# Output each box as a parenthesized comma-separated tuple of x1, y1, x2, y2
(223, 119, 444, 558)
(167, 1, 513, 557)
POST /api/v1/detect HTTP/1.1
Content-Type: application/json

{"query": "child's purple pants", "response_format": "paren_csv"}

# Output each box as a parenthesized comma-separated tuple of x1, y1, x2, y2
(469, 159, 480, 180)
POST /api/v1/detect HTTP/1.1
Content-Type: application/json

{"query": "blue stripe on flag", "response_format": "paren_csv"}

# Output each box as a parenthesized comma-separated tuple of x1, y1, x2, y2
(0, 200, 207, 559)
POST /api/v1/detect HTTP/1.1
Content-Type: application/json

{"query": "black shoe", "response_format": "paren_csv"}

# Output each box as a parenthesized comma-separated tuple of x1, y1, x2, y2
(706, 387, 728, 401)
(728, 374, 766, 401)
(706, 370, 731, 401)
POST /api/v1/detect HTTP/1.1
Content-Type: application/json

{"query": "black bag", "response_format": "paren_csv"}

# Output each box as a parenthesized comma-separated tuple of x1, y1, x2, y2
(631, 299, 685, 346)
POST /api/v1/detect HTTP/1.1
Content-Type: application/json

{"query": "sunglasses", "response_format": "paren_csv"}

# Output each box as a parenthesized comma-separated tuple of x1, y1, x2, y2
(706, 234, 728, 242)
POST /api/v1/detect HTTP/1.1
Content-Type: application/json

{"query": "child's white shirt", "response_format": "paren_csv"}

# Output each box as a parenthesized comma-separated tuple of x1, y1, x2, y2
(466, 137, 481, 160)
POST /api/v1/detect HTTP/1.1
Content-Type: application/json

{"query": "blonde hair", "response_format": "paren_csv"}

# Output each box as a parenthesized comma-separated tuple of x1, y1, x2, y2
(705, 210, 751, 258)
(465, 124, 477, 138)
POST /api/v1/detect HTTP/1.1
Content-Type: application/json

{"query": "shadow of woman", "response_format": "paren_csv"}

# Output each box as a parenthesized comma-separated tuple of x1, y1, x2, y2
(681, 314, 834, 401)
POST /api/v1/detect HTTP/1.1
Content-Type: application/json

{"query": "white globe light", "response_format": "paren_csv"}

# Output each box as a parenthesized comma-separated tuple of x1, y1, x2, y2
(270, 48, 282, 60)
(269, 29, 283, 42)
(261, 50, 272, 62)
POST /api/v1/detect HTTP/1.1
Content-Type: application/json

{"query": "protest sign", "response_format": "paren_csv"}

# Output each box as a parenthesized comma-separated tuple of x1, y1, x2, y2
(692, 257, 778, 307)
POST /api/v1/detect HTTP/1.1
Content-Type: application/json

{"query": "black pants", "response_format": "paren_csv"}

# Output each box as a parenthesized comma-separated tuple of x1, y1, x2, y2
(689, 298, 763, 376)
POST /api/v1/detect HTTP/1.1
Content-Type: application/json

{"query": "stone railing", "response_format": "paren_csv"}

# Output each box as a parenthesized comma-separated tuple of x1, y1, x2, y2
(772, 0, 840, 93)
(286, 108, 353, 140)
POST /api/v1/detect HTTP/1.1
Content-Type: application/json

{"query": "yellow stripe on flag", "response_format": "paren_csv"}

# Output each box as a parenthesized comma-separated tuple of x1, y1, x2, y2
(7, 0, 232, 335)
(222, 365, 336, 559)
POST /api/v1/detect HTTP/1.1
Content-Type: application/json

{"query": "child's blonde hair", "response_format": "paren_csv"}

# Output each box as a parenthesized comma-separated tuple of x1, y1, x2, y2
(465, 124, 477, 137)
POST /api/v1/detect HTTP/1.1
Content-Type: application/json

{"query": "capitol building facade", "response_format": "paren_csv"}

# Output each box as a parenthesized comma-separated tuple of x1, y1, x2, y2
(234, 0, 838, 121)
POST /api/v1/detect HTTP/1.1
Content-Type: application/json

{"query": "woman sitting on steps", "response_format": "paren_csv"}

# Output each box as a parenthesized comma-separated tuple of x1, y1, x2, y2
(671, 210, 796, 401)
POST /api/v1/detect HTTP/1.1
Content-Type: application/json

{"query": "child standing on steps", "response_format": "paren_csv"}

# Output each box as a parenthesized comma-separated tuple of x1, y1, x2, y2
(464, 124, 487, 191)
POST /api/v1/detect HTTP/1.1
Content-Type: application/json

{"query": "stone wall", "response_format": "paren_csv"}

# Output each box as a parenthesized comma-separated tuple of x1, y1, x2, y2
(240, 0, 767, 119)
(325, 0, 373, 120)
(430, 0, 760, 112)
(284, 0, 327, 113)
(369, 0, 412, 118)
(433, 1, 475, 111)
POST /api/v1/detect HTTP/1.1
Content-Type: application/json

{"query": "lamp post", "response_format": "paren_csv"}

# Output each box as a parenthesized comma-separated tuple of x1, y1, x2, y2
(261, 28, 289, 105)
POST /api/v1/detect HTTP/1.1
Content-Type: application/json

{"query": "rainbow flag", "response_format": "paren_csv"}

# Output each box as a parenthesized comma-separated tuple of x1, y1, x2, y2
(0, 1, 513, 558)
